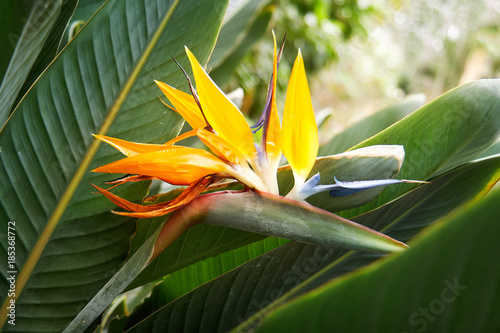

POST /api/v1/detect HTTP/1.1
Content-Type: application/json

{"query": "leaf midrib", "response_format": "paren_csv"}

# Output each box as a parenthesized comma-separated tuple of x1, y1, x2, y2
(0, 0, 182, 327)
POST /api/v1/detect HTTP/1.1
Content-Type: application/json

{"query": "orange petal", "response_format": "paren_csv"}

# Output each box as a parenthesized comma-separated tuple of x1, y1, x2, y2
(155, 80, 207, 129)
(108, 176, 216, 218)
(164, 128, 198, 145)
(195, 128, 244, 165)
(94, 134, 176, 157)
(92, 146, 233, 185)
(91, 184, 160, 212)
(104, 175, 157, 190)
(282, 50, 318, 185)
(185, 47, 256, 161)
(163, 128, 245, 166)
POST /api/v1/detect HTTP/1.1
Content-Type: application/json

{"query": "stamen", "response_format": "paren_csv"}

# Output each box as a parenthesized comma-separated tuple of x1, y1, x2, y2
(278, 31, 287, 59)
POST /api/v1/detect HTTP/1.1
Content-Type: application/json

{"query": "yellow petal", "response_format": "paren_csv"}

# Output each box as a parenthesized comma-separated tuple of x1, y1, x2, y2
(94, 134, 175, 157)
(185, 47, 256, 160)
(155, 80, 207, 129)
(92, 146, 233, 185)
(282, 50, 318, 185)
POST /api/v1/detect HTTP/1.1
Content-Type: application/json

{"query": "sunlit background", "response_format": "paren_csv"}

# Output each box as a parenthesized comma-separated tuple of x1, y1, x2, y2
(222, 0, 500, 137)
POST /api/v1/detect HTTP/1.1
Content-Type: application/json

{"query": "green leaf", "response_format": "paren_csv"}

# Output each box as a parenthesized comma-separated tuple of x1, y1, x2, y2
(124, 155, 500, 333)
(254, 178, 500, 333)
(0, 0, 228, 331)
(62, 0, 107, 45)
(239, 155, 500, 328)
(155, 238, 288, 305)
(208, 0, 270, 69)
(13, 0, 80, 112)
(127, 145, 405, 289)
(0, 0, 63, 128)
(210, 2, 274, 85)
(0, 0, 34, 80)
(342, 80, 500, 217)
(127, 222, 266, 291)
(63, 229, 159, 333)
(476, 140, 500, 159)
(318, 94, 425, 156)
(116, 238, 288, 330)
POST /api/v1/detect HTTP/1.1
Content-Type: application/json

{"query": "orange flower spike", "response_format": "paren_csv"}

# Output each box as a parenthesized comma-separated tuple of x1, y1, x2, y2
(91, 184, 161, 212)
(185, 47, 257, 163)
(164, 129, 198, 145)
(155, 80, 207, 129)
(109, 176, 215, 218)
(92, 176, 213, 218)
(93, 134, 175, 157)
(282, 50, 319, 198)
(92, 147, 234, 186)
(92, 145, 266, 190)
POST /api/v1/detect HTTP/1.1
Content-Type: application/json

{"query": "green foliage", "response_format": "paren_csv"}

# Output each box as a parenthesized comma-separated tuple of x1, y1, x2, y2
(0, 0, 228, 331)
(255, 183, 500, 333)
(1, 1, 499, 332)
(114, 155, 500, 332)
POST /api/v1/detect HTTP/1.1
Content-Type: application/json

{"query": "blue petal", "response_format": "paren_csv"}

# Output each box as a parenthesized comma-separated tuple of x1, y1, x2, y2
(329, 178, 406, 197)
(297, 176, 417, 199)
(300, 173, 321, 194)
(250, 108, 266, 133)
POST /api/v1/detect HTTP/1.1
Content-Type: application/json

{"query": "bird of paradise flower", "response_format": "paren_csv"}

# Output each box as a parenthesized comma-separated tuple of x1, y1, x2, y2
(92, 34, 419, 219)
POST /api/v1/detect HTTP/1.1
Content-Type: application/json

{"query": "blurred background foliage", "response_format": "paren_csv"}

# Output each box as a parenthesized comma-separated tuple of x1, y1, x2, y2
(214, 0, 500, 141)
(5, 0, 499, 136)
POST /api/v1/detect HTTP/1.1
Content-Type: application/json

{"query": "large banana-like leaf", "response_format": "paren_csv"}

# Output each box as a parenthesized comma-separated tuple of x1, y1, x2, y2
(477, 140, 500, 159)
(237, 155, 500, 329)
(342, 79, 500, 218)
(122, 155, 500, 332)
(15, 0, 80, 117)
(0, 0, 63, 127)
(208, 0, 270, 70)
(209, 0, 273, 85)
(0, 0, 228, 331)
(63, 230, 161, 333)
(149, 237, 288, 306)
(61, 0, 107, 45)
(254, 180, 500, 333)
(0, 1, 34, 79)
